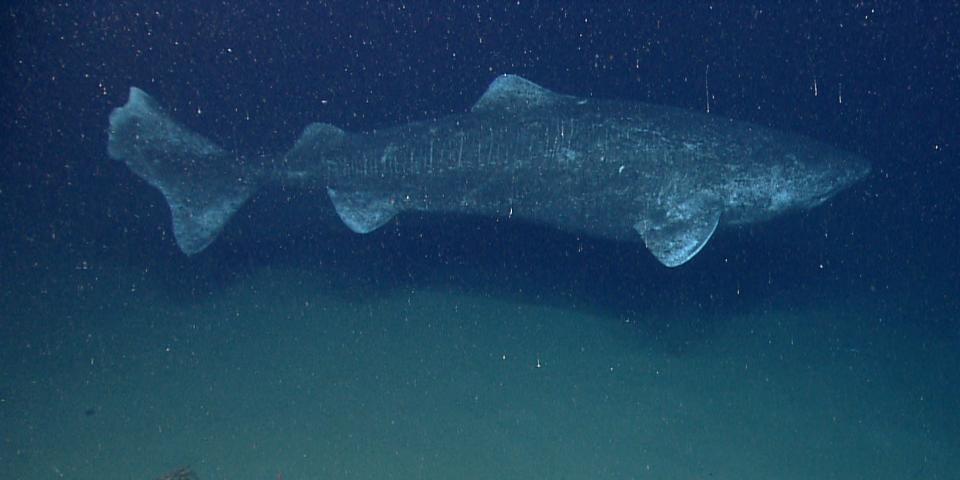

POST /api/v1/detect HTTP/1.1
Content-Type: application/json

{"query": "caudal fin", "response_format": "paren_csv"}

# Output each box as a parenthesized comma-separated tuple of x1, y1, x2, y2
(108, 87, 261, 254)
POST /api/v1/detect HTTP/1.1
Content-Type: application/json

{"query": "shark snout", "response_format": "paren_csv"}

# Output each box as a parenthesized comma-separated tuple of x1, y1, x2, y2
(837, 153, 872, 189)
(811, 152, 871, 206)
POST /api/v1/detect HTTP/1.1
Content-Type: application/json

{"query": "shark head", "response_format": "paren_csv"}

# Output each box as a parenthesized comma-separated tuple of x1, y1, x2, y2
(722, 138, 871, 225)
(781, 138, 872, 212)
(636, 139, 870, 268)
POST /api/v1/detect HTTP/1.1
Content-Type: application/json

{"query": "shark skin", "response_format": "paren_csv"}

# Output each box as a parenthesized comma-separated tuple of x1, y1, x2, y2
(107, 75, 870, 266)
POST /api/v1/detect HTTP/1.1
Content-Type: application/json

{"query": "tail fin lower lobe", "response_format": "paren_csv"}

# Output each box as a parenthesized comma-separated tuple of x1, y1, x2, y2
(108, 87, 260, 254)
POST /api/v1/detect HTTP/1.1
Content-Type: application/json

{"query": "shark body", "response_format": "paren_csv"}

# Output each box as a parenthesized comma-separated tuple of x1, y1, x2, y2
(107, 75, 869, 266)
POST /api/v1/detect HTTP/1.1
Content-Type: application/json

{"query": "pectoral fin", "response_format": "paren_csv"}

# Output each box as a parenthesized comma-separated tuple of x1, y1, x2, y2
(635, 195, 721, 267)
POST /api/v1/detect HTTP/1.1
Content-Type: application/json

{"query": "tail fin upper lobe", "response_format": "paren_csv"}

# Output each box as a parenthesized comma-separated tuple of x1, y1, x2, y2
(107, 87, 261, 254)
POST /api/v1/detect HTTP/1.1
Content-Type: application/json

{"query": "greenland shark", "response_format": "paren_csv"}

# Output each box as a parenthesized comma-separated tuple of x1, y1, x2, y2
(107, 75, 869, 266)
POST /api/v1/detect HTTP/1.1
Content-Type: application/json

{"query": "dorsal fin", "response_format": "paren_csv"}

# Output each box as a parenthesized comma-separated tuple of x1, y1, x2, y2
(471, 74, 562, 113)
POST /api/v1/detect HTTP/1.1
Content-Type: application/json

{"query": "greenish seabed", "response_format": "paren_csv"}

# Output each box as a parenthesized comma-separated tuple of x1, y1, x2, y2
(1, 260, 957, 480)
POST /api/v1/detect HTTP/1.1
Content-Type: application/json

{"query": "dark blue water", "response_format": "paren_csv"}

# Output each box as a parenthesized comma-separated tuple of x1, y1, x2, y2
(2, 2, 958, 479)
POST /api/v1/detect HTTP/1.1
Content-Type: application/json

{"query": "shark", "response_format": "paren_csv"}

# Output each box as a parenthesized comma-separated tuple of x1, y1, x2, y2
(107, 75, 870, 266)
